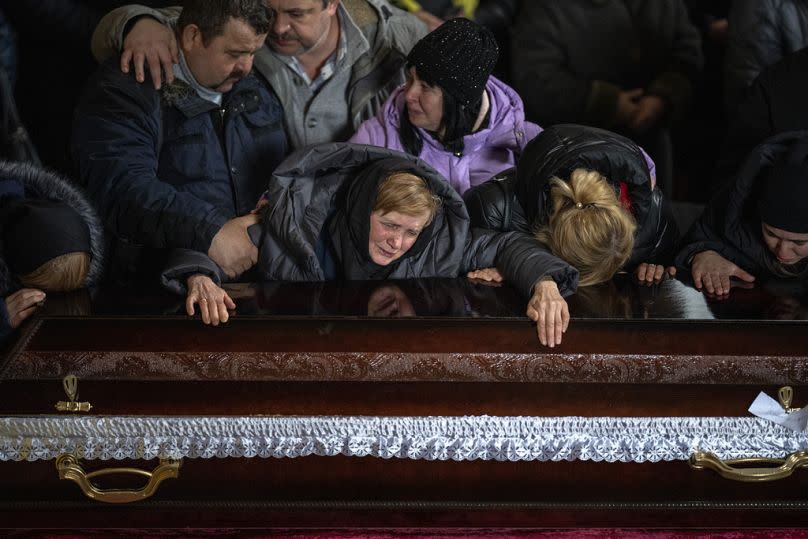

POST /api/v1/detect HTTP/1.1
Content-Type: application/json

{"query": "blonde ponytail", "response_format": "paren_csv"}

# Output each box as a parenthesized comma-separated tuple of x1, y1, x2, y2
(535, 169, 636, 286)
(18, 252, 91, 292)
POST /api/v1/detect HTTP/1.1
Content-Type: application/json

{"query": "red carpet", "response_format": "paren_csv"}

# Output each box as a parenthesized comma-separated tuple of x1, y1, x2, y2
(11, 529, 808, 539)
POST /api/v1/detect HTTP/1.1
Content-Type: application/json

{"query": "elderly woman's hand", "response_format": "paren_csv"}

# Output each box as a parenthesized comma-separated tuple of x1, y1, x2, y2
(691, 250, 755, 297)
(635, 263, 676, 285)
(527, 279, 570, 348)
(186, 274, 236, 326)
(5, 288, 46, 328)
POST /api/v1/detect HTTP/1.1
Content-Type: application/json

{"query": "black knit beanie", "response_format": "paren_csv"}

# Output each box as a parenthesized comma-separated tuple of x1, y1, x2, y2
(406, 17, 499, 107)
(1, 198, 91, 275)
(758, 139, 808, 233)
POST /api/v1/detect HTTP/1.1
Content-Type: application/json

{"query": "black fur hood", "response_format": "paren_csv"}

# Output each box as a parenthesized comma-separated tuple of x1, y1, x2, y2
(0, 161, 104, 295)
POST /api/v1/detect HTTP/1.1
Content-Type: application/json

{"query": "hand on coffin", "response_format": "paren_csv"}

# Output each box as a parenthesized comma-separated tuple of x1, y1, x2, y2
(186, 274, 236, 326)
(5, 288, 46, 328)
(635, 263, 676, 285)
(691, 250, 755, 298)
(527, 278, 570, 348)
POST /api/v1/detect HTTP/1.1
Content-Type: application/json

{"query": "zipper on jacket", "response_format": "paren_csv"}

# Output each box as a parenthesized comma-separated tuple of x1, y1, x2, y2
(211, 106, 239, 212)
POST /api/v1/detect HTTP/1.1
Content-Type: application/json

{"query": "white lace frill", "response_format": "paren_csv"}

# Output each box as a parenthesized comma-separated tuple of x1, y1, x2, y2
(2, 415, 806, 462)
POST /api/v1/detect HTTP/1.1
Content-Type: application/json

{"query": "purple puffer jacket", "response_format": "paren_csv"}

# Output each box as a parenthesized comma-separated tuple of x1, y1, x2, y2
(349, 76, 542, 195)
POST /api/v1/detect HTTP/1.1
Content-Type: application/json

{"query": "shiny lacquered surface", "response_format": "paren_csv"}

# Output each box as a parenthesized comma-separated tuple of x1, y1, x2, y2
(1, 276, 808, 528)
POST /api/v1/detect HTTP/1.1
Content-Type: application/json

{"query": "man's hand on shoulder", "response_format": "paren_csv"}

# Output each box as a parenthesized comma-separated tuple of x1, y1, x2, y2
(122, 16, 178, 89)
(208, 214, 260, 278)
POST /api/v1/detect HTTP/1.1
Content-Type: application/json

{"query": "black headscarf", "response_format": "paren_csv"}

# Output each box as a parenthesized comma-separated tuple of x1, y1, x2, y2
(758, 137, 808, 234)
(327, 156, 440, 280)
(0, 198, 91, 275)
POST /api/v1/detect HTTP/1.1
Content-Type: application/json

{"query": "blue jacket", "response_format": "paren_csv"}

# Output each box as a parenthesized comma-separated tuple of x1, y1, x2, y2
(73, 58, 288, 257)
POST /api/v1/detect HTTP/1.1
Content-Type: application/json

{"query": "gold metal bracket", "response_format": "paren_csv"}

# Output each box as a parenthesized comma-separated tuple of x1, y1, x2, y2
(779, 385, 800, 413)
(56, 454, 181, 503)
(690, 386, 807, 482)
(54, 374, 92, 413)
(690, 450, 808, 482)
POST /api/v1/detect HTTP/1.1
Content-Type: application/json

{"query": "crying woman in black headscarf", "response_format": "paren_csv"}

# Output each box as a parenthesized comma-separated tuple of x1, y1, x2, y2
(162, 143, 578, 346)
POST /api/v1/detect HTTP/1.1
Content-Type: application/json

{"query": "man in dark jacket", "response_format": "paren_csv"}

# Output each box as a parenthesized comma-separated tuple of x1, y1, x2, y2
(73, 0, 287, 284)
(90, 0, 426, 151)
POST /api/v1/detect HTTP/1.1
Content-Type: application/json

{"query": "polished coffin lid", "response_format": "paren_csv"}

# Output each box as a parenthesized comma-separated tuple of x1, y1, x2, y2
(3, 278, 808, 529)
(2, 277, 808, 465)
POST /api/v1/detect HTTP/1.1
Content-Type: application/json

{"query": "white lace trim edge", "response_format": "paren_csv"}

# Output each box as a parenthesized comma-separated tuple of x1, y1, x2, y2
(1, 415, 804, 462)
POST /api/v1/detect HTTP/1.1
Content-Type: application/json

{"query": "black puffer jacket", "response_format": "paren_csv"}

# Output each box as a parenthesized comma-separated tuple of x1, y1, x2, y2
(724, 0, 808, 115)
(676, 131, 808, 279)
(464, 124, 679, 270)
(162, 143, 578, 298)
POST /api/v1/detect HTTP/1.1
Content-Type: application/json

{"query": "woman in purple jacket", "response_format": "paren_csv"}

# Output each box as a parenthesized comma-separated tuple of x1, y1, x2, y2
(349, 17, 540, 195)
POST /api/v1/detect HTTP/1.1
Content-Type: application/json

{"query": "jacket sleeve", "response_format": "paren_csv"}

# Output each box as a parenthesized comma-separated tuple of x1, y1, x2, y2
(91, 5, 181, 62)
(462, 228, 579, 298)
(510, 3, 609, 126)
(724, 0, 779, 114)
(160, 248, 224, 296)
(627, 187, 680, 268)
(673, 188, 759, 275)
(463, 178, 512, 232)
(521, 121, 543, 149)
(494, 232, 580, 298)
(72, 63, 229, 253)
(638, 145, 658, 189)
(384, 2, 429, 54)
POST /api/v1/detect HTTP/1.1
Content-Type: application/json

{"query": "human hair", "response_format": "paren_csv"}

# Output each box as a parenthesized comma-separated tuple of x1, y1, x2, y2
(535, 169, 637, 287)
(177, 0, 271, 45)
(399, 66, 483, 157)
(374, 172, 441, 225)
(17, 252, 91, 292)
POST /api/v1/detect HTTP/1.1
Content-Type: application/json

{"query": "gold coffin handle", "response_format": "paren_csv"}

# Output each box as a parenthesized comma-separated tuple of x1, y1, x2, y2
(689, 450, 808, 482)
(56, 454, 181, 503)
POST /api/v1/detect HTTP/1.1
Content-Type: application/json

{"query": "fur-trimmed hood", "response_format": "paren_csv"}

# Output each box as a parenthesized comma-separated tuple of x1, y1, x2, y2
(0, 161, 104, 296)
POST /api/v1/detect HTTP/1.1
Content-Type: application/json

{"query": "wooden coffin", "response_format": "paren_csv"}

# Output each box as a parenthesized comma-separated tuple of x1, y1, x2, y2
(2, 277, 808, 529)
